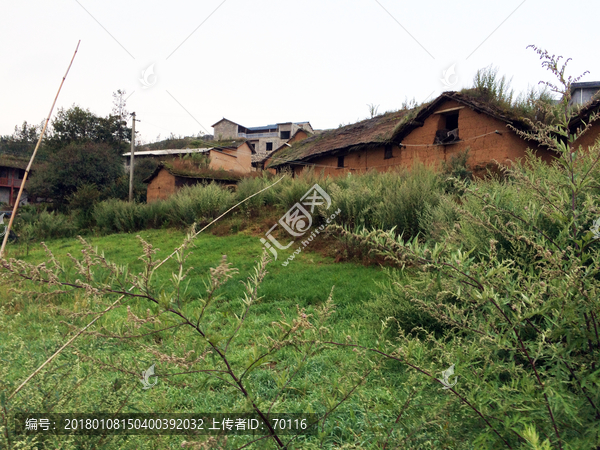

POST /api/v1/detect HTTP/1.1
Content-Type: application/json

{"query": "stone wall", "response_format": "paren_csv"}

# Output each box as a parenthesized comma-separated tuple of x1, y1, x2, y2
(213, 120, 238, 141)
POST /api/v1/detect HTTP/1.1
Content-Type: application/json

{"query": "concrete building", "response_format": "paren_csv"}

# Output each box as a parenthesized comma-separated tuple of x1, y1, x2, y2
(212, 118, 313, 159)
(257, 128, 312, 172)
(569, 81, 600, 107)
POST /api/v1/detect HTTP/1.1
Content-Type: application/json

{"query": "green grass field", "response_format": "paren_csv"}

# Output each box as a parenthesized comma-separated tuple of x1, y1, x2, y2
(1, 228, 418, 449)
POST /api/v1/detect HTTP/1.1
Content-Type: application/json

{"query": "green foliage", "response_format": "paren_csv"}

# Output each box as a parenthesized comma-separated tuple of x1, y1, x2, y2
(27, 141, 125, 208)
(441, 148, 472, 182)
(92, 198, 149, 234)
(91, 183, 235, 235)
(336, 49, 600, 449)
(0, 121, 40, 159)
(13, 208, 78, 241)
(366, 268, 448, 337)
(1, 229, 394, 449)
(467, 65, 555, 121)
(44, 106, 131, 154)
(166, 182, 236, 226)
(235, 172, 279, 211)
(327, 164, 441, 239)
(472, 65, 515, 107)
(181, 151, 210, 168)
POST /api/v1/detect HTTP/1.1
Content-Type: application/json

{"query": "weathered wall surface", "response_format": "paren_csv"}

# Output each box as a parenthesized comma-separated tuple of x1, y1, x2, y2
(399, 100, 553, 172)
(291, 99, 555, 178)
(255, 137, 285, 155)
(213, 120, 238, 140)
(573, 123, 600, 151)
(236, 143, 253, 172)
(146, 168, 176, 203)
(209, 143, 253, 173)
(292, 145, 401, 178)
(263, 130, 311, 173)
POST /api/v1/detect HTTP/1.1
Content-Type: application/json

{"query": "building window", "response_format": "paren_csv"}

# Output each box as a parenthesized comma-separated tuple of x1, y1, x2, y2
(445, 112, 459, 131)
(434, 112, 460, 144)
(384, 145, 393, 159)
(337, 155, 345, 168)
(280, 131, 291, 139)
(266, 142, 273, 151)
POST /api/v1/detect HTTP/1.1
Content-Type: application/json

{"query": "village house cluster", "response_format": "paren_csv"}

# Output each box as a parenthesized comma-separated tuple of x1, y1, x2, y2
(1, 83, 600, 206)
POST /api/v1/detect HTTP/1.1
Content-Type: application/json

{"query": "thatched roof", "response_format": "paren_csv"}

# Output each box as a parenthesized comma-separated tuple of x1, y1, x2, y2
(253, 128, 312, 165)
(267, 109, 413, 167)
(141, 138, 249, 152)
(390, 91, 532, 143)
(569, 96, 600, 131)
(0, 154, 29, 170)
(143, 161, 242, 184)
(267, 90, 535, 168)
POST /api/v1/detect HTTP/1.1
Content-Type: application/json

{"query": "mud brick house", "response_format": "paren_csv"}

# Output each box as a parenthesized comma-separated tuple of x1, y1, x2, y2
(267, 91, 556, 177)
(125, 141, 255, 174)
(258, 128, 312, 172)
(265, 108, 411, 177)
(142, 142, 255, 203)
(571, 96, 600, 150)
(0, 156, 28, 206)
(144, 161, 242, 203)
(212, 118, 313, 162)
(207, 141, 254, 173)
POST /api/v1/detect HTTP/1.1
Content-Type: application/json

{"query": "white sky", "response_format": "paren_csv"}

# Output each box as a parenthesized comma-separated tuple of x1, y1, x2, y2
(1, 0, 599, 143)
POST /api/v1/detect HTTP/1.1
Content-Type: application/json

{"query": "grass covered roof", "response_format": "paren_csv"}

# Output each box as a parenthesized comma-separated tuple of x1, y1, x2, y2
(267, 109, 415, 167)
(0, 154, 30, 170)
(267, 89, 546, 168)
(144, 159, 243, 183)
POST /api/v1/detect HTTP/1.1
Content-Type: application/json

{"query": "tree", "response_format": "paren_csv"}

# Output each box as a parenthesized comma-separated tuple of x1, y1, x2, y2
(0, 121, 41, 158)
(28, 141, 125, 208)
(44, 105, 131, 154)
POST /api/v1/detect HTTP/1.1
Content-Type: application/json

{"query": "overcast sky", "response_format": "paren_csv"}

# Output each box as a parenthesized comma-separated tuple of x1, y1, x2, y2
(2, 0, 599, 143)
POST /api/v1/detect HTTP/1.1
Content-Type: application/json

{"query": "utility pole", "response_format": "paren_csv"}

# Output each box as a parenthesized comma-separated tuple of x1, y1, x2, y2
(129, 112, 137, 202)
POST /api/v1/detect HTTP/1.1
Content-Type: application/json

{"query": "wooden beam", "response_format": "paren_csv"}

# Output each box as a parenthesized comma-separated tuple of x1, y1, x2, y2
(433, 106, 465, 114)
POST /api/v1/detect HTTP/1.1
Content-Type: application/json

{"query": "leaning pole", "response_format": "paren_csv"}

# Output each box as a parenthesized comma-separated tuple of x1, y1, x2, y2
(0, 40, 80, 259)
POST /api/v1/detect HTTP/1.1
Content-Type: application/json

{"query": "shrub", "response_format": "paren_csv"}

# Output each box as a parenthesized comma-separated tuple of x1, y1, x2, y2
(93, 199, 147, 234)
(166, 182, 236, 226)
(326, 164, 442, 240)
(335, 49, 600, 449)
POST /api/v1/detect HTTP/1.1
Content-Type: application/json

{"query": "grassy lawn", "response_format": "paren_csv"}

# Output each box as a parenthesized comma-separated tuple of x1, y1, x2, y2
(1, 228, 410, 449)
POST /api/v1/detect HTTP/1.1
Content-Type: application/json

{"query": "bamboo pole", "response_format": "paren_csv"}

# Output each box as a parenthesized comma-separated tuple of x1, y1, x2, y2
(0, 40, 80, 259)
